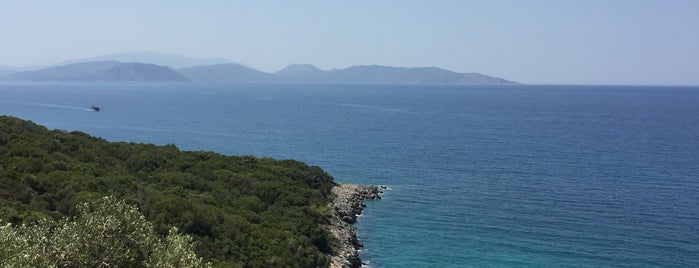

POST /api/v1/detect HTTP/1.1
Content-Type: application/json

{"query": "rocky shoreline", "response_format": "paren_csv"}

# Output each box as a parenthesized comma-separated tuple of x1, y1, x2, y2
(327, 184, 383, 268)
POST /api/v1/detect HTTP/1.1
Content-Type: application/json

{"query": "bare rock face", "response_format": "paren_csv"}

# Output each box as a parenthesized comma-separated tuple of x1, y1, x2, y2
(327, 184, 382, 268)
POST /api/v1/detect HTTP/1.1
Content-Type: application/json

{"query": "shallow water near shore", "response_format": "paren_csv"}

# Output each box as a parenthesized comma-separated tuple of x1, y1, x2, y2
(1, 82, 698, 267)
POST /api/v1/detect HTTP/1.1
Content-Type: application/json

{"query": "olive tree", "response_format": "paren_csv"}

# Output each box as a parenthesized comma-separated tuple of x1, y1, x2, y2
(0, 196, 210, 268)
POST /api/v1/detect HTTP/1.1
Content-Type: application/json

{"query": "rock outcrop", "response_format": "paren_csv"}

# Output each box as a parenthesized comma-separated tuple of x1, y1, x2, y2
(328, 184, 382, 268)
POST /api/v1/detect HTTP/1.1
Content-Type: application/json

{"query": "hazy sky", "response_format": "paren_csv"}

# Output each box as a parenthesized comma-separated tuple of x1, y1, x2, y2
(1, 0, 698, 85)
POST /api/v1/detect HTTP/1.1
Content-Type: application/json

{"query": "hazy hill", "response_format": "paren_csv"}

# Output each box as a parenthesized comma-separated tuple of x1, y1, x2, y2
(0, 69, 16, 77)
(319, 65, 518, 85)
(0, 64, 19, 70)
(178, 63, 277, 82)
(1, 61, 188, 82)
(184, 63, 519, 85)
(275, 64, 324, 77)
(0, 64, 22, 77)
(61, 51, 234, 69)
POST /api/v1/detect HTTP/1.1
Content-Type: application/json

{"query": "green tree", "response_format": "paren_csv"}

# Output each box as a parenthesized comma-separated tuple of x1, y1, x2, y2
(0, 196, 210, 268)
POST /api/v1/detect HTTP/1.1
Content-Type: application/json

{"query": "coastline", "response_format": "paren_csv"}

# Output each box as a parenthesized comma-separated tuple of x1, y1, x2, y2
(327, 184, 382, 268)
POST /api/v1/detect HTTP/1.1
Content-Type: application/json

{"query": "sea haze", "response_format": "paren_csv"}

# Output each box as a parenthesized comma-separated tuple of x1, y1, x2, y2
(1, 82, 698, 267)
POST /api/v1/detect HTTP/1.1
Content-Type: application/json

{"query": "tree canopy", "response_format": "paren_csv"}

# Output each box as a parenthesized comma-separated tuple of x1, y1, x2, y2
(0, 116, 337, 267)
(0, 196, 209, 267)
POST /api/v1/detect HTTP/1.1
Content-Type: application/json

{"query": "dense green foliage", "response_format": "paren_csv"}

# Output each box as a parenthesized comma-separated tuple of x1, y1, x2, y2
(0, 116, 337, 267)
(0, 196, 209, 267)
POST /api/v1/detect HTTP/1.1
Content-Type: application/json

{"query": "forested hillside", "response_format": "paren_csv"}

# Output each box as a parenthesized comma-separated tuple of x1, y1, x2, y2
(0, 116, 337, 267)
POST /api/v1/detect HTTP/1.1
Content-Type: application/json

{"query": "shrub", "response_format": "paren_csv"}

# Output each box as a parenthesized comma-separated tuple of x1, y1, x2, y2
(0, 196, 210, 268)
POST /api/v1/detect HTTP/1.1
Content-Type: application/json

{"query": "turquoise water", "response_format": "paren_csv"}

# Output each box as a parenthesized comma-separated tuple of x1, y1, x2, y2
(1, 82, 698, 267)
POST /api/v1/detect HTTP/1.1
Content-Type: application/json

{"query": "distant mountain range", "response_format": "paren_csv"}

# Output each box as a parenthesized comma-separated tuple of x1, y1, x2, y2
(179, 63, 518, 85)
(0, 52, 519, 85)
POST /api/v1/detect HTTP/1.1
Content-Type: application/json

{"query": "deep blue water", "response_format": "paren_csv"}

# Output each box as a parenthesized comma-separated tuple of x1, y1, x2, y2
(1, 82, 698, 267)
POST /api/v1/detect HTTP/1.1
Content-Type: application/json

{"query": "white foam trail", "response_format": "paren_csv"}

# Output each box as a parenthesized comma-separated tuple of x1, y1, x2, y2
(262, 98, 410, 113)
(3, 100, 94, 111)
(310, 101, 409, 113)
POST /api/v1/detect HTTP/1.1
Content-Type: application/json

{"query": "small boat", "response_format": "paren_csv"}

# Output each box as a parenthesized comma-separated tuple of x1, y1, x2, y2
(90, 106, 101, 112)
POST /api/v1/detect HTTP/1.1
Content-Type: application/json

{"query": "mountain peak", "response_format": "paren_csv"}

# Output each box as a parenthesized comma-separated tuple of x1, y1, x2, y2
(275, 64, 323, 77)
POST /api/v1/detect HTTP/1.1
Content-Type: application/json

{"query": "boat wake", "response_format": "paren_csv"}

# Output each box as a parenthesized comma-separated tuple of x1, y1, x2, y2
(3, 101, 95, 111)
(261, 98, 410, 113)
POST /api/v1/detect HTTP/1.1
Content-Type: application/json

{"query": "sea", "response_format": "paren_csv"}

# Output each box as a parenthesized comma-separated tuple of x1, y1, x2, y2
(1, 82, 698, 267)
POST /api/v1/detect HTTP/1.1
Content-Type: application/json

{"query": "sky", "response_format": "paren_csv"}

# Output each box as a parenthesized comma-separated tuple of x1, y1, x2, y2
(1, 0, 698, 85)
